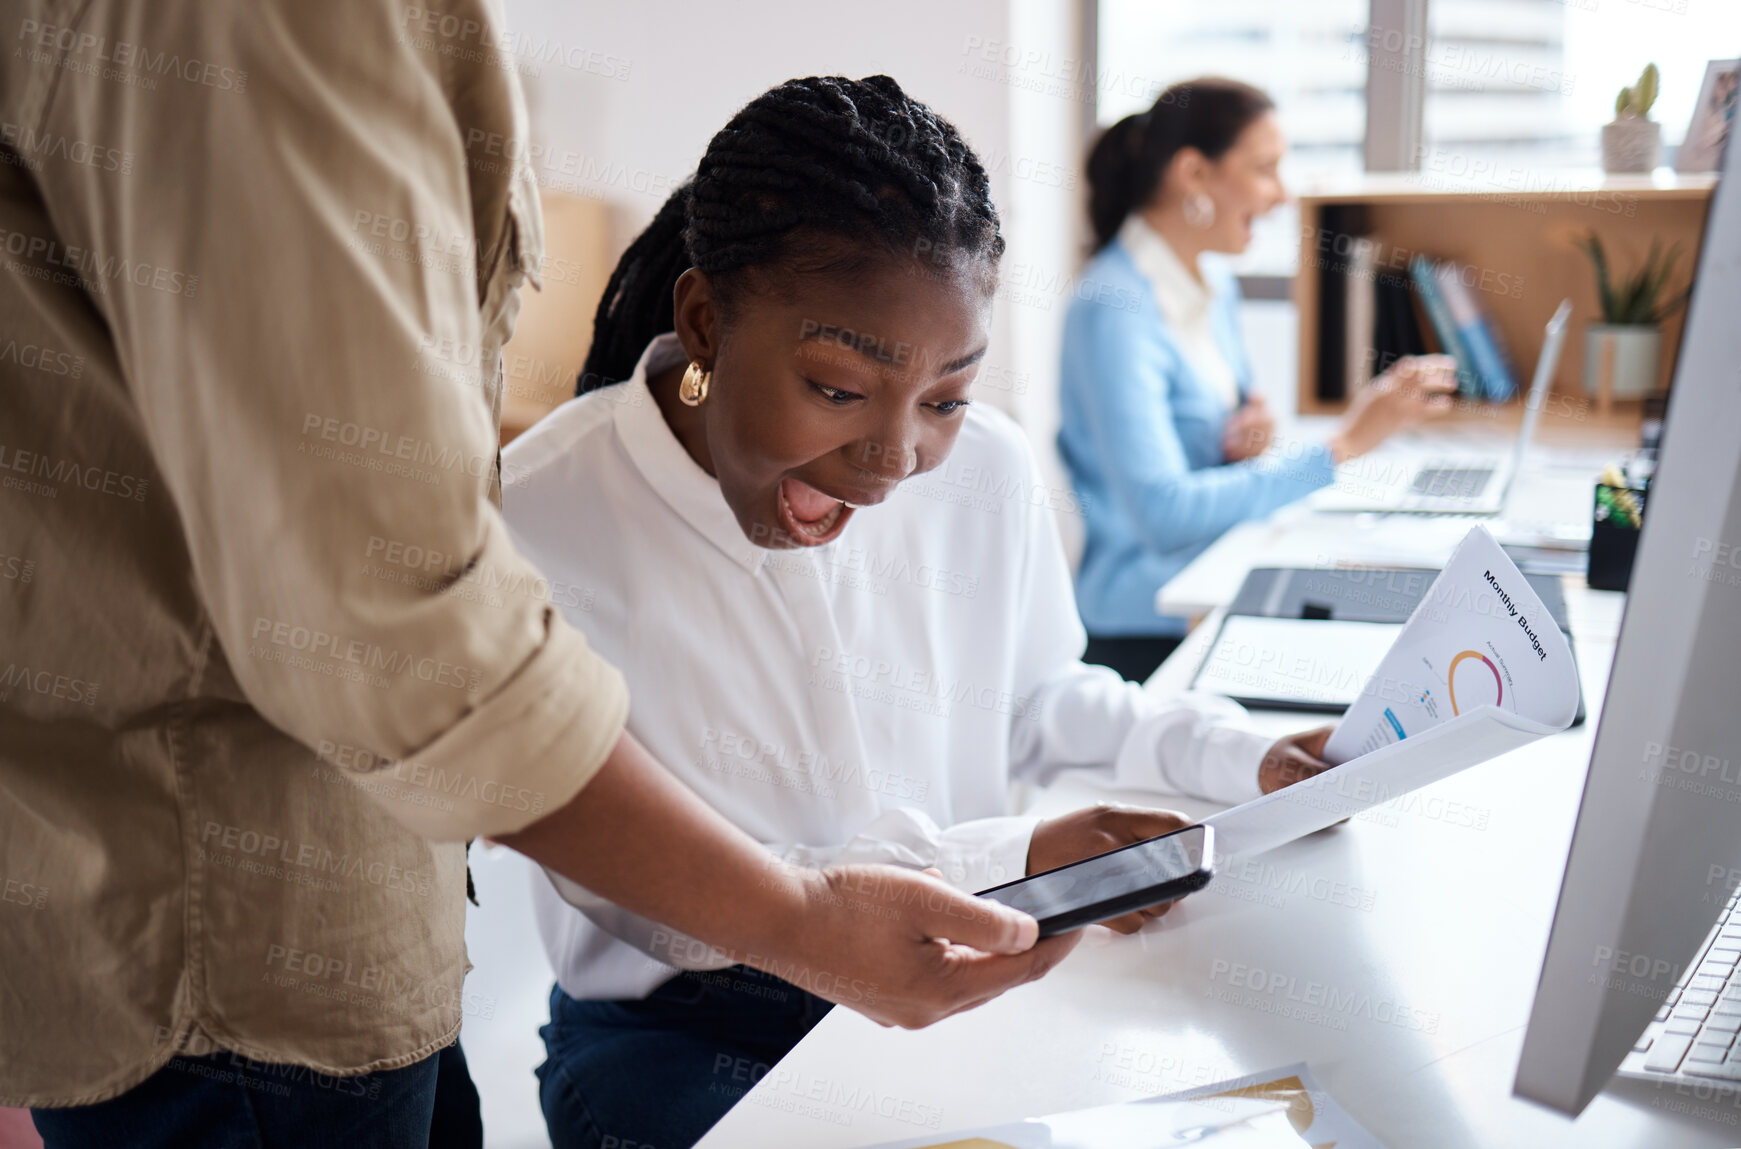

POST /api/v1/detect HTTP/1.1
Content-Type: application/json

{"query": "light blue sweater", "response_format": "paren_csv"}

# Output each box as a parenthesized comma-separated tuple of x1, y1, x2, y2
(1058, 238, 1336, 637)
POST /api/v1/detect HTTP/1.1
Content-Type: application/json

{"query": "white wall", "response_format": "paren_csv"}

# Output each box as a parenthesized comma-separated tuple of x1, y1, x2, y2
(502, 0, 1091, 540)
(1002, 0, 1095, 562)
(504, 0, 1016, 279)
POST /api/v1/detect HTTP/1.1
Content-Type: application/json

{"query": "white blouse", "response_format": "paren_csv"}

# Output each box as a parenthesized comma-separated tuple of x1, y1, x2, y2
(500, 333, 1272, 1002)
(1119, 214, 1241, 411)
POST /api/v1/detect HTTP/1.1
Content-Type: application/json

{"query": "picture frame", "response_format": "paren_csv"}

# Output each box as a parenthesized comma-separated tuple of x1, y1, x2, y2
(1677, 58, 1740, 173)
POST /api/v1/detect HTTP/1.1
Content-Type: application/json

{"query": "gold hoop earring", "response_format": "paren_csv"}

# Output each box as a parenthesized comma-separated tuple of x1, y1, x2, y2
(679, 362, 711, 407)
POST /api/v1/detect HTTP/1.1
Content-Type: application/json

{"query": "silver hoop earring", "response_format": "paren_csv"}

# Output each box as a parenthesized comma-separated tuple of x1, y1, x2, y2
(1184, 193, 1216, 230)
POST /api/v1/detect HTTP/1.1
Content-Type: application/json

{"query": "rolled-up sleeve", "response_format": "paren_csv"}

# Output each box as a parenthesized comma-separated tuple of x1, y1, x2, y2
(31, 1, 625, 839)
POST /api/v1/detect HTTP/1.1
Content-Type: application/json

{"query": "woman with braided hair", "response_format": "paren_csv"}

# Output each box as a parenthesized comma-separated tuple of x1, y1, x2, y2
(502, 75, 1336, 1149)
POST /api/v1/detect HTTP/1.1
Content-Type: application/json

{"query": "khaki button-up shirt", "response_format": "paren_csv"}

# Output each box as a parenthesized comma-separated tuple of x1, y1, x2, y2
(0, 0, 628, 1106)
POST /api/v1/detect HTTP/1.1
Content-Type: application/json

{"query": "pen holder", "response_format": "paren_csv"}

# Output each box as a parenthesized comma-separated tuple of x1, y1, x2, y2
(1588, 481, 1648, 591)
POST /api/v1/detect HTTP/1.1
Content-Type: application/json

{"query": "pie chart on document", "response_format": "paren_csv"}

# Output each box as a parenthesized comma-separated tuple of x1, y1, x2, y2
(1446, 648, 1504, 716)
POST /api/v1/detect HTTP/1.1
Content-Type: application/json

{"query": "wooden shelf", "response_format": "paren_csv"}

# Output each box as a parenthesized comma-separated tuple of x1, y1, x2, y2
(1295, 174, 1716, 417)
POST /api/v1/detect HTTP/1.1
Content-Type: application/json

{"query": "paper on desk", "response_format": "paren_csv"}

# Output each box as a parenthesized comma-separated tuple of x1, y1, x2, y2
(1159, 1062, 1386, 1149)
(859, 1062, 1379, 1149)
(1192, 616, 1403, 709)
(857, 1092, 1309, 1148)
(1321, 524, 1579, 763)
(1204, 527, 1577, 861)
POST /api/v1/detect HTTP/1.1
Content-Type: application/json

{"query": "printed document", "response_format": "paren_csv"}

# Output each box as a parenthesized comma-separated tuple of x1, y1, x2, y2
(1205, 526, 1580, 859)
(1323, 525, 1580, 763)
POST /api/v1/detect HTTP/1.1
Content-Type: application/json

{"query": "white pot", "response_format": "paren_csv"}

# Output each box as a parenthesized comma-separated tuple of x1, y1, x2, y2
(1584, 324, 1662, 402)
(1602, 117, 1662, 173)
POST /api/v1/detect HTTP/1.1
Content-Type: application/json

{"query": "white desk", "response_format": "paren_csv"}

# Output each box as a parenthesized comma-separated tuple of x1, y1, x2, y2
(699, 437, 1738, 1148)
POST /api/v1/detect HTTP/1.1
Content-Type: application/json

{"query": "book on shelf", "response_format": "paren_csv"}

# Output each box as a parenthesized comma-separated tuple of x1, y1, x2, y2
(1312, 209, 1497, 405)
(1407, 255, 1481, 399)
(1343, 235, 1380, 397)
(1432, 259, 1519, 401)
(1313, 206, 1359, 402)
(1370, 264, 1427, 384)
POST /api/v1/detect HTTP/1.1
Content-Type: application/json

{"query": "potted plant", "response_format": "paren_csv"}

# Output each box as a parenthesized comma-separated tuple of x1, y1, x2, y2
(1603, 64, 1662, 173)
(1573, 231, 1691, 411)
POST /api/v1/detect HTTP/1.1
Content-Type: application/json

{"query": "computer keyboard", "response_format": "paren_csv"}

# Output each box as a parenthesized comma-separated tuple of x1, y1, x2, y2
(1625, 887, 1741, 1080)
(1410, 465, 1495, 500)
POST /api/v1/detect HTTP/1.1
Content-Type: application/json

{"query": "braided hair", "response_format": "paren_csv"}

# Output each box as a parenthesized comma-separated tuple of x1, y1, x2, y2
(579, 75, 1005, 394)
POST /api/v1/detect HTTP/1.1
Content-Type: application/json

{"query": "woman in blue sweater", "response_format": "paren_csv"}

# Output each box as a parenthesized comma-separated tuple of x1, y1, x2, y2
(1059, 77, 1455, 682)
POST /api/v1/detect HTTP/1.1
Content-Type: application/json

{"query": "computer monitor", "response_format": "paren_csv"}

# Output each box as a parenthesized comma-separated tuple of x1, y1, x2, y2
(1514, 141, 1741, 1114)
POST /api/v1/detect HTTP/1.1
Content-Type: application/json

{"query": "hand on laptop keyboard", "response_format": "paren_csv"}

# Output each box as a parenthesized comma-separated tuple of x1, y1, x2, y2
(1328, 355, 1458, 464)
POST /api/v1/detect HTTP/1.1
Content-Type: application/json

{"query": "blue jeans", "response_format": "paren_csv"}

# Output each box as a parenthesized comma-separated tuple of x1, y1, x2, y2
(537, 967, 833, 1149)
(32, 1041, 481, 1149)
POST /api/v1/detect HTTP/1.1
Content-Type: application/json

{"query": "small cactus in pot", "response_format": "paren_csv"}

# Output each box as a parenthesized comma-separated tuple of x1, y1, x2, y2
(1604, 63, 1663, 173)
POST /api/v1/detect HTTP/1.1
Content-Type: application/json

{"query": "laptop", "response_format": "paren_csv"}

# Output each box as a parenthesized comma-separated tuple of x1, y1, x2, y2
(1311, 298, 1572, 515)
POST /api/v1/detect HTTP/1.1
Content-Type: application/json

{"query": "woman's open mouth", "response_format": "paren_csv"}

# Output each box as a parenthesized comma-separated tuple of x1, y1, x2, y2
(776, 476, 858, 546)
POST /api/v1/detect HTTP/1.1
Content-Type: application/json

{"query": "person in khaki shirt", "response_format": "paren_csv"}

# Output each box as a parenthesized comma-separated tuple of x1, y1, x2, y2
(0, 3, 1077, 1145)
